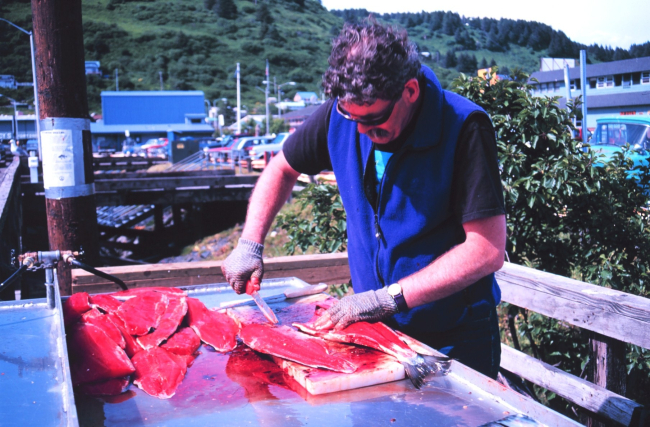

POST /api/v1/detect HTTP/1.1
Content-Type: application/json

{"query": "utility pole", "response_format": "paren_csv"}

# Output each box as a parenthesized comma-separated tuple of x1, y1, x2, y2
(159, 71, 163, 91)
(265, 59, 270, 136)
(236, 63, 241, 134)
(580, 50, 588, 145)
(115, 68, 119, 91)
(32, 0, 99, 294)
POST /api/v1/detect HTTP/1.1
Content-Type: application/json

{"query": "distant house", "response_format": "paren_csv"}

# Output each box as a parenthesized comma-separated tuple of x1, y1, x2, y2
(529, 56, 650, 128)
(293, 91, 319, 105)
(90, 91, 214, 151)
(0, 75, 16, 89)
(280, 104, 322, 132)
(85, 61, 101, 75)
(0, 114, 37, 141)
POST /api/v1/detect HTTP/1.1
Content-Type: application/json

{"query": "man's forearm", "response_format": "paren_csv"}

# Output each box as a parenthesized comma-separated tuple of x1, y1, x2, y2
(400, 215, 506, 308)
(241, 152, 301, 244)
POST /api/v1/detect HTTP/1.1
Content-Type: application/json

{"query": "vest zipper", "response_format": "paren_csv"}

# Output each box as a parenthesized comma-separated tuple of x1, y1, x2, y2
(373, 148, 398, 288)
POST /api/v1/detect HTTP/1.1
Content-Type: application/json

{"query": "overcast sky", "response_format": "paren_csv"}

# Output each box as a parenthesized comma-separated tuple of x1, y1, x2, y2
(320, 0, 650, 50)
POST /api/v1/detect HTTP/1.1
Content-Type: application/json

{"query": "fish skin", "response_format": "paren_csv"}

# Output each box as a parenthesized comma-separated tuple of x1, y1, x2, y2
(186, 297, 239, 352)
(63, 292, 92, 326)
(117, 291, 169, 336)
(132, 347, 187, 399)
(240, 323, 357, 374)
(137, 296, 188, 350)
(161, 327, 202, 356)
(68, 323, 135, 386)
(294, 319, 444, 389)
(81, 307, 126, 349)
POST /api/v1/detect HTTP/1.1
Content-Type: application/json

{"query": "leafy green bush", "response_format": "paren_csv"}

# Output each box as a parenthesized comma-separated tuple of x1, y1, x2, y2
(277, 184, 347, 255)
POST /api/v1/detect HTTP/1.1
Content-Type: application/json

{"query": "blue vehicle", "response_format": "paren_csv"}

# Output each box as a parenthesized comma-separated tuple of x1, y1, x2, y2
(590, 117, 650, 183)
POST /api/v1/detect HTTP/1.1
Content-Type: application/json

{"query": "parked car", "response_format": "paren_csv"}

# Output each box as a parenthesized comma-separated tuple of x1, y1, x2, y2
(134, 138, 168, 158)
(589, 117, 650, 183)
(209, 135, 273, 160)
(249, 132, 291, 160)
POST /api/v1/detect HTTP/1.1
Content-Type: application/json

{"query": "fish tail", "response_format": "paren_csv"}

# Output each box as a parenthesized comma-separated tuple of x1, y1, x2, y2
(402, 356, 434, 389)
(421, 354, 452, 376)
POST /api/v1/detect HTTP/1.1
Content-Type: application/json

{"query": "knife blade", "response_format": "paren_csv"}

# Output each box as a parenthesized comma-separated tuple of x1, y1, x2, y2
(219, 283, 329, 310)
(246, 278, 279, 324)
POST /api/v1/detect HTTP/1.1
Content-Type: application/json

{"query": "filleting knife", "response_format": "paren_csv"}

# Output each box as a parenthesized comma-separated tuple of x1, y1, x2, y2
(245, 277, 280, 324)
(220, 283, 329, 311)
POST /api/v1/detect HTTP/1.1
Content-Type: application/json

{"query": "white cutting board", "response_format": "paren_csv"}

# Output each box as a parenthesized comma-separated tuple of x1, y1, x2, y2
(229, 294, 407, 395)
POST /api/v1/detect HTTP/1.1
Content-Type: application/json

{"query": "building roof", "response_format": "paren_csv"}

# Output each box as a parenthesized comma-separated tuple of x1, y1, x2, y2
(557, 91, 650, 109)
(280, 104, 322, 120)
(530, 56, 650, 84)
(90, 122, 214, 134)
(101, 91, 206, 97)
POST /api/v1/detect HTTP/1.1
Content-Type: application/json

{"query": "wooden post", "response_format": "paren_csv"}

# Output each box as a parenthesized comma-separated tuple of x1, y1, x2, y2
(32, 0, 99, 295)
(586, 333, 628, 427)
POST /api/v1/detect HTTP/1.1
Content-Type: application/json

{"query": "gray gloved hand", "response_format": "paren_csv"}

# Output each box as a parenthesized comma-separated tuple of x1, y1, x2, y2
(315, 288, 398, 331)
(221, 238, 264, 294)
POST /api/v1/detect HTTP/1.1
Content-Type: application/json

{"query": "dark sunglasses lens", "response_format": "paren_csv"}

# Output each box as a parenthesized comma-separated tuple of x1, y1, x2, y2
(337, 99, 396, 126)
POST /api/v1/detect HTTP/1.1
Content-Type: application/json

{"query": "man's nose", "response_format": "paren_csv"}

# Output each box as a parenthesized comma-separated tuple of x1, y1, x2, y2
(357, 123, 372, 134)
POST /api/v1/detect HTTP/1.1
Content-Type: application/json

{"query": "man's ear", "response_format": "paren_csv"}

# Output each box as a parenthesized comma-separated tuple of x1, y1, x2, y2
(403, 78, 420, 104)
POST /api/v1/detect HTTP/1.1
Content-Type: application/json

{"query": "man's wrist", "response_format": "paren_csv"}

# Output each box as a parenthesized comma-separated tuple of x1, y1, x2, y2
(386, 283, 409, 313)
(238, 238, 264, 257)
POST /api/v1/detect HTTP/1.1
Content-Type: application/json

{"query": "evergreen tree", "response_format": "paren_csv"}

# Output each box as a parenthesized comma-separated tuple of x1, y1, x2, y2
(489, 58, 497, 67)
(444, 50, 457, 68)
(216, 0, 237, 20)
(457, 53, 478, 73)
(479, 57, 488, 69)
(204, 0, 216, 11)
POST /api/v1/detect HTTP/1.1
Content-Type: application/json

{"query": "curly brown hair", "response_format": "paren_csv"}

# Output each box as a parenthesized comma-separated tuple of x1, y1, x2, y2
(322, 20, 421, 104)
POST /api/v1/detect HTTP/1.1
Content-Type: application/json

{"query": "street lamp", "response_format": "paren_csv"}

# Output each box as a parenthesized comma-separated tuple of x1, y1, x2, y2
(0, 18, 41, 159)
(276, 81, 296, 115)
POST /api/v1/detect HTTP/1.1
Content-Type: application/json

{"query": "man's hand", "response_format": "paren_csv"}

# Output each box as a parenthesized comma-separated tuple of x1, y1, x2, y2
(221, 239, 264, 294)
(314, 288, 398, 331)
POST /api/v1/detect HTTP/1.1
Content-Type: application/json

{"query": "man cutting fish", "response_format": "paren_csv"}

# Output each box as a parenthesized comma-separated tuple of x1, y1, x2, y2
(223, 20, 506, 379)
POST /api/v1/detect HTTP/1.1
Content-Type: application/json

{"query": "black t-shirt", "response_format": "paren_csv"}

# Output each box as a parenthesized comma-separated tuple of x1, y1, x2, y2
(283, 99, 505, 224)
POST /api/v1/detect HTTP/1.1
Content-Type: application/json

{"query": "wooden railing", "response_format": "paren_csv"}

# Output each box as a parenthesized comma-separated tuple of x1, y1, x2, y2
(72, 253, 650, 426)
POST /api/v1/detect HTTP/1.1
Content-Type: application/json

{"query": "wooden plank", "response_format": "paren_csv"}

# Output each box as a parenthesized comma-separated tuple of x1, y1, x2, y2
(500, 344, 648, 427)
(497, 262, 650, 350)
(71, 253, 351, 294)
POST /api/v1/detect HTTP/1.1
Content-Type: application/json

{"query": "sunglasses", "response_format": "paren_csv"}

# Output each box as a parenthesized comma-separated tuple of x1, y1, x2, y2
(336, 97, 400, 127)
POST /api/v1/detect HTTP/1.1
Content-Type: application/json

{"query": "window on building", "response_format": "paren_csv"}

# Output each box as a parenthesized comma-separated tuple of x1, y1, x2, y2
(540, 83, 547, 93)
(570, 80, 577, 90)
(596, 75, 614, 89)
(642, 72, 650, 85)
(622, 74, 633, 88)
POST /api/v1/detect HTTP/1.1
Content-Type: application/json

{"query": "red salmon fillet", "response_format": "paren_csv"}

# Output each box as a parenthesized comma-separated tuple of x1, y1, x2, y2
(111, 287, 184, 300)
(132, 347, 187, 399)
(63, 292, 91, 326)
(239, 324, 356, 374)
(161, 327, 201, 356)
(68, 323, 135, 386)
(106, 312, 142, 358)
(89, 294, 122, 313)
(294, 320, 418, 362)
(81, 308, 126, 349)
(186, 297, 239, 352)
(78, 377, 131, 396)
(137, 296, 188, 350)
(117, 292, 169, 336)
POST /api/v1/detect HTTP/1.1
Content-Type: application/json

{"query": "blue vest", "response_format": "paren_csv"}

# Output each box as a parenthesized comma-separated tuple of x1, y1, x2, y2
(327, 65, 501, 336)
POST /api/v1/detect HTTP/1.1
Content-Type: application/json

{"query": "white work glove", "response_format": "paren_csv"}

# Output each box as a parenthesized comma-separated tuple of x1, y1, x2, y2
(314, 288, 398, 331)
(221, 238, 264, 294)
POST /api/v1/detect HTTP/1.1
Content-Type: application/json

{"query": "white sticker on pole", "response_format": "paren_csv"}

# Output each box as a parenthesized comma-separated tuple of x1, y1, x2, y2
(41, 129, 75, 189)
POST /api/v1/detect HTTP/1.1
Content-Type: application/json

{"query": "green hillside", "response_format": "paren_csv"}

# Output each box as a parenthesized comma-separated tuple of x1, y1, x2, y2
(2, 0, 649, 117)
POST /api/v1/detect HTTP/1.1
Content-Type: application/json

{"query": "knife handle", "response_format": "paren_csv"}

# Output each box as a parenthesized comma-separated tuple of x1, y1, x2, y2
(245, 277, 261, 295)
(284, 283, 328, 299)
